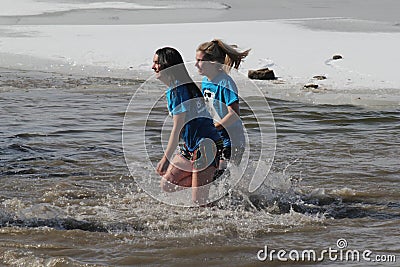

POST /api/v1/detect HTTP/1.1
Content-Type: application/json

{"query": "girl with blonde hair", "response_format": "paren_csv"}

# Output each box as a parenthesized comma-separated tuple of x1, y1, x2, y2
(195, 39, 250, 178)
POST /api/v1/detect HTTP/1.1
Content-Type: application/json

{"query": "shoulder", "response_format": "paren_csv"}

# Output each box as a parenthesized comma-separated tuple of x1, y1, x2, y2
(167, 84, 190, 97)
(201, 76, 209, 83)
(201, 76, 211, 88)
(216, 73, 237, 94)
(172, 83, 189, 93)
(214, 72, 235, 86)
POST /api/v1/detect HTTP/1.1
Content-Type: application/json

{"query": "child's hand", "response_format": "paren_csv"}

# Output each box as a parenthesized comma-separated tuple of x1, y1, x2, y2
(156, 156, 170, 175)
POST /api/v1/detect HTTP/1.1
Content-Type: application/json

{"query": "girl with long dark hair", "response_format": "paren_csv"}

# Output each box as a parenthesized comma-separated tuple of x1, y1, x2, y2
(152, 47, 222, 205)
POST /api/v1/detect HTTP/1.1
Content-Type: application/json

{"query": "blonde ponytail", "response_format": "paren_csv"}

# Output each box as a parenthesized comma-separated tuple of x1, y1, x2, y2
(197, 39, 250, 73)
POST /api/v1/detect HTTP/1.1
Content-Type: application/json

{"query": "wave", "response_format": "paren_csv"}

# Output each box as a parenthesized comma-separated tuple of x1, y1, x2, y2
(0, 0, 229, 17)
(1, 187, 398, 235)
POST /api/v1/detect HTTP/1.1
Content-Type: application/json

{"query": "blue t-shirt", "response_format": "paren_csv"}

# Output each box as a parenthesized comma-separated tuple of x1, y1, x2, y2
(166, 83, 221, 152)
(201, 72, 245, 147)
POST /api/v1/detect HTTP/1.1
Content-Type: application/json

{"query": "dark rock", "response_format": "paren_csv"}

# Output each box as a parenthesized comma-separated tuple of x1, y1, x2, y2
(313, 75, 327, 80)
(304, 83, 319, 89)
(333, 54, 343, 60)
(248, 68, 276, 80)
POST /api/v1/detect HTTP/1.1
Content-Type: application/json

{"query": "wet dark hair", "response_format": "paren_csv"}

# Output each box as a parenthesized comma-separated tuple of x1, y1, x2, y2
(155, 47, 203, 99)
(155, 47, 184, 71)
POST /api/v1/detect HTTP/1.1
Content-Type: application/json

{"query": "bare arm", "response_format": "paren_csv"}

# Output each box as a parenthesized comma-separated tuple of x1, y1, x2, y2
(214, 101, 240, 130)
(156, 113, 186, 175)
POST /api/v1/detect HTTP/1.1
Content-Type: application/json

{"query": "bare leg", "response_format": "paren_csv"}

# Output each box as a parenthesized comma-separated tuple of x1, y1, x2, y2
(160, 154, 192, 192)
(160, 153, 216, 205)
(192, 165, 216, 205)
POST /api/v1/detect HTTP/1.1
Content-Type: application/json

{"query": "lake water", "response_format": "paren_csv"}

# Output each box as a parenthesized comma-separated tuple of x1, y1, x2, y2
(0, 68, 398, 266)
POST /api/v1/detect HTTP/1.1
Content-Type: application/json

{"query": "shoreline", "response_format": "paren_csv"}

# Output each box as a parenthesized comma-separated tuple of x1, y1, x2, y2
(1, 20, 398, 85)
(1, 1, 399, 108)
